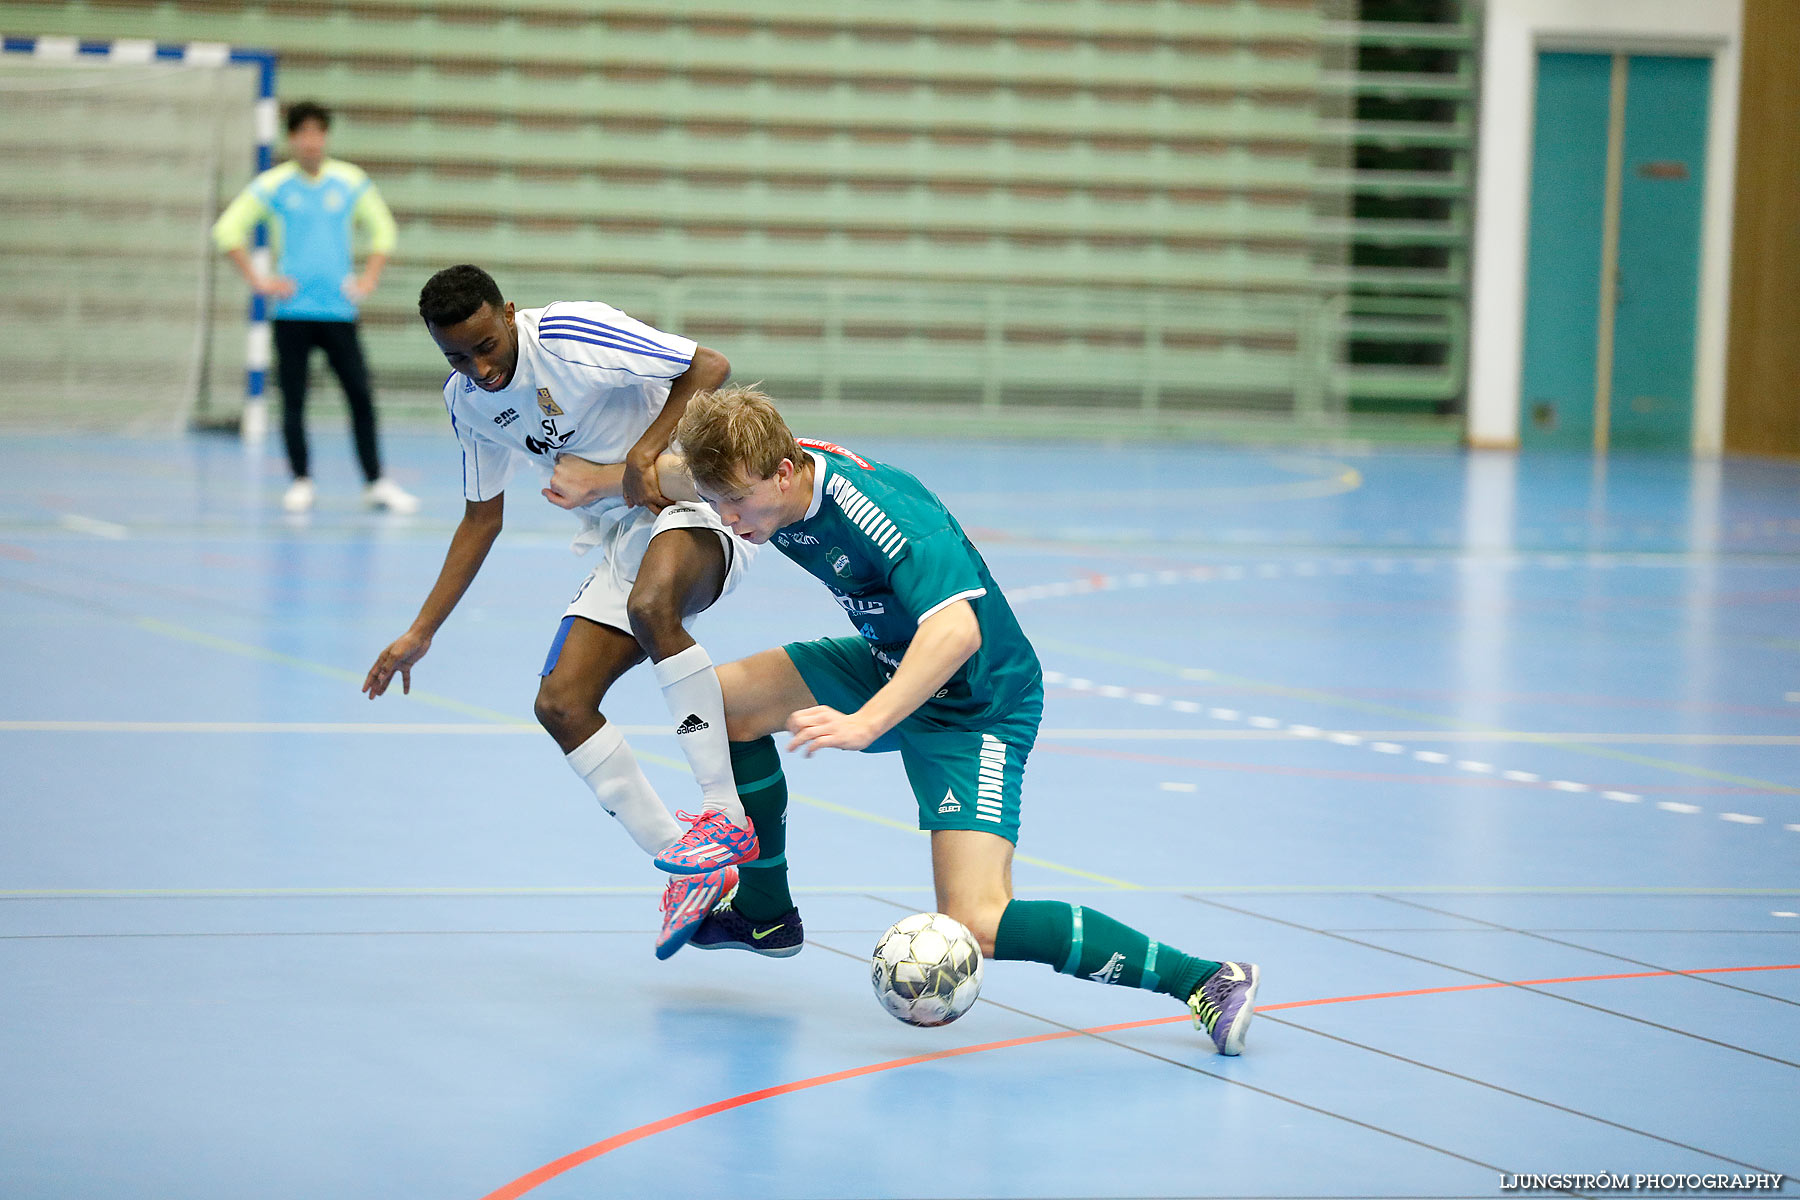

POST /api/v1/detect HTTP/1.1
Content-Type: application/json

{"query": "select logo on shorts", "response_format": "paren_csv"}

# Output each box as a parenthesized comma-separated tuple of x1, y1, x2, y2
(937, 789, 963, 815)
(536, 387, 563, 417)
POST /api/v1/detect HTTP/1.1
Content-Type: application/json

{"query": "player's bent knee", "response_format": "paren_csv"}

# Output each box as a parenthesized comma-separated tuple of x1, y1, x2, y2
(532, 679, 593, 738)
(624, 588, 686, 658)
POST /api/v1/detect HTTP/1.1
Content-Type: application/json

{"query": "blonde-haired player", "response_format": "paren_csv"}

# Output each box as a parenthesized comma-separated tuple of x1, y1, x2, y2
(546, 385, 1263, 1054)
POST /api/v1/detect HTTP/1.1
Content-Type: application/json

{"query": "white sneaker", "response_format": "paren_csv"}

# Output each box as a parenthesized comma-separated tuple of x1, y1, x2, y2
(282, 477, 315, 513)
(364, 477, 419, 514)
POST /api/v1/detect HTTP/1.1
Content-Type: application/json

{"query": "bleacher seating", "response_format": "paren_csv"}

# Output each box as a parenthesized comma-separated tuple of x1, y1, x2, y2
(0, 0, 1473, 430)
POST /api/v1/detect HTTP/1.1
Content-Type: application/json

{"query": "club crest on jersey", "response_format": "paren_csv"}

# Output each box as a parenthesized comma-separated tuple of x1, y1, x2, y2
(827, 547, 853, 579)
(536, 388, 563, 417)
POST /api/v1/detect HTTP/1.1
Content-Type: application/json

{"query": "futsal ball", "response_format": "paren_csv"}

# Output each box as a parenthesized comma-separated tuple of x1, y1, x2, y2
(870, 912, 984, 1027)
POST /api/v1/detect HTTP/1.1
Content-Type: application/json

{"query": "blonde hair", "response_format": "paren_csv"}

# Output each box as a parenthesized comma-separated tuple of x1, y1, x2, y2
(674, 384, 803, 494)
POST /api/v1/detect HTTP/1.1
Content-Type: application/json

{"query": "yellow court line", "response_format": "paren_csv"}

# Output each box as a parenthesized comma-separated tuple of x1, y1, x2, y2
(130, 618, 1138, 890)
(136, 619, 532, 726)
(1037, 637, 1800, 795)
(0, 721, 625, 735)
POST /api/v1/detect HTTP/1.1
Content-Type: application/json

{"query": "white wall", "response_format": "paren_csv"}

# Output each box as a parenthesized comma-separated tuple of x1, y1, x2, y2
(1466, 0, 1742, 452)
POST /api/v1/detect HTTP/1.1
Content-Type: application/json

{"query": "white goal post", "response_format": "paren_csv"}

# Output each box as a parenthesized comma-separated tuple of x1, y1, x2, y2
(0, 35, 277, 436)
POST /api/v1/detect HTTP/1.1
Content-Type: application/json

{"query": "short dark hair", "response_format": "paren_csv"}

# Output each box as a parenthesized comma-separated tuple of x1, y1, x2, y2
(285, 100, 331, 134)
(419, 264, 504, 328)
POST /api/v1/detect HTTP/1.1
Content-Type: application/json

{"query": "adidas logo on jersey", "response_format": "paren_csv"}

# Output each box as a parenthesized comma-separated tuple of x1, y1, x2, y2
(937, 789, 963, 815)
(676, 714, 710, 734)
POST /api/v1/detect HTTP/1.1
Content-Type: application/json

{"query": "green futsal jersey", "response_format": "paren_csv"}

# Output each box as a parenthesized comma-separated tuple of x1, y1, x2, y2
(772, 440, 1042, 729)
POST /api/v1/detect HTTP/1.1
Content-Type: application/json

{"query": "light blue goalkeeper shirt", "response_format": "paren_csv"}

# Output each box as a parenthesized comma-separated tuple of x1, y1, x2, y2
(212, 159, 398, 322)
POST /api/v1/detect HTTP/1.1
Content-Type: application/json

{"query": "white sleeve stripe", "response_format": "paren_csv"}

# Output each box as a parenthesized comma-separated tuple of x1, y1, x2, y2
(917, 588, 986, 624)
(861, 514, 905, 557)
(828, 476, 910, 559)
(840, 492, 873, 523)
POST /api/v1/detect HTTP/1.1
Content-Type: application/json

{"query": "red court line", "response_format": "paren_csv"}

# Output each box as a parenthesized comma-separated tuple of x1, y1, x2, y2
(479, 961, 1800, 1200)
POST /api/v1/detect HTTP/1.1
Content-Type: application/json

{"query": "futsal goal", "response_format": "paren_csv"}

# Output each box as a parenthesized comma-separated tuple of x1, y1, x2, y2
(0, 36, 275, 435)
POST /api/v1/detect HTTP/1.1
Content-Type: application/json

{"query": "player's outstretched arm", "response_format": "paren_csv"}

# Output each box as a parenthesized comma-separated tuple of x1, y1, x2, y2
(787, 600, 983, 756)
(362, 495, 504, 698)
(543, 452, 700, 510)
(623, 346, 729, 512)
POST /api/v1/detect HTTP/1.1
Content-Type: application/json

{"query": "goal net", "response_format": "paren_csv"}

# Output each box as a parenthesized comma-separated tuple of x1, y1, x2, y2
(0, 42, 259, 433)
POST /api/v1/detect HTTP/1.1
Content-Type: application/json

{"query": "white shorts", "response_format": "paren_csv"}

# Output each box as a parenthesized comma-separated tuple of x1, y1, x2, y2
(558, 500, 755, 638)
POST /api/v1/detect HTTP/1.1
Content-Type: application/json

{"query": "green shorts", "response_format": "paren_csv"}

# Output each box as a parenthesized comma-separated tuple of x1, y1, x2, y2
(784, 636, 1043, 844)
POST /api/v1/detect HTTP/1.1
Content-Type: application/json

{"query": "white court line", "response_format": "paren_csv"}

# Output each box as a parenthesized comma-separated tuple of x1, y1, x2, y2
(1037, 670, 1792, 837)
(56, 513, 129, 540)
(0, 721, 654, 735)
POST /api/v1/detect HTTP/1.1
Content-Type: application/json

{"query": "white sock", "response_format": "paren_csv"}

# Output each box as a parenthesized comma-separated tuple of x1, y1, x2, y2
(652, 643, 745, 825)
(564, 723, 680, 856)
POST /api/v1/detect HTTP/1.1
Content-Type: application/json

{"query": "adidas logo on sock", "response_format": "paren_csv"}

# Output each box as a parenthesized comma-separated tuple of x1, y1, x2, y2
(676, 714, 710, 734)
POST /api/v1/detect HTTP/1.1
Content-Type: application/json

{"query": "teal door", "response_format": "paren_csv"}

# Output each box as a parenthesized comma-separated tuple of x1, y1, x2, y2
(1609, 55, 1709, 448)
(1520, 52, 1612, 451)
(1520, 52, 1711, 451)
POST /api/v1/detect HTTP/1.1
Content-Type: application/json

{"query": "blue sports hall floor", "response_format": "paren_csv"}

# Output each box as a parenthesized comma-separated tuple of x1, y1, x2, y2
(1, 429, 1796, 1200)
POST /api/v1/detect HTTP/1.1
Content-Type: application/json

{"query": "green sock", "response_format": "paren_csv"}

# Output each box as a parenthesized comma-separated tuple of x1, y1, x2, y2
(728, 737, 792, 922)
(993, 899, 1220, 1001)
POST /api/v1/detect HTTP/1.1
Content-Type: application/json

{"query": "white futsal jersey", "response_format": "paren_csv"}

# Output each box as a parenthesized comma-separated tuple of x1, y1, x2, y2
(441, 301, 726, 559)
